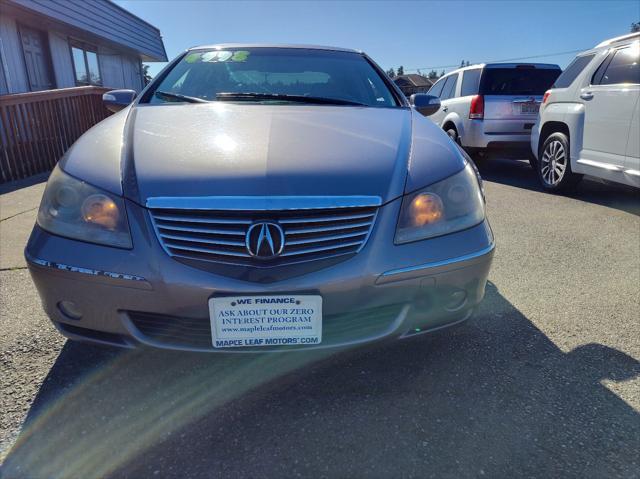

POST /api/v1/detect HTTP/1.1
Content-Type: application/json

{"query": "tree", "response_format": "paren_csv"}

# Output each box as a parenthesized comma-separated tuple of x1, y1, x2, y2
(142, 64, 153, 85)
(440, 70, 445, 77)
(460, 60, 466, 68)
(386, 68, 396, 78)
(465, 60, 471, 67)
(632, 21, 640, 32)
(396, 65, 404, 76)
(427, 69, 439, 80)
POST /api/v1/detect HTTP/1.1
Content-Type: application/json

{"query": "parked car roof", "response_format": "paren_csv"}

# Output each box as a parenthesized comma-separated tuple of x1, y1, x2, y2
(440, 62, 561, 78)
(187, 43, 361, 53)
(483, 63, 561, 69)
(595, 31, 640, 48)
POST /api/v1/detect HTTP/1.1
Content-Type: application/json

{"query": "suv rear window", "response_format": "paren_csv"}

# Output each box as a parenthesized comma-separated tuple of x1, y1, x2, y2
(553, 54, 595, 88)
(480, 67, 561, 95)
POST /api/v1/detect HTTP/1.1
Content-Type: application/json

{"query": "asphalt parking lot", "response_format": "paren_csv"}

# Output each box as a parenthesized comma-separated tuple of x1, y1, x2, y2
(1, 159, 639, 478)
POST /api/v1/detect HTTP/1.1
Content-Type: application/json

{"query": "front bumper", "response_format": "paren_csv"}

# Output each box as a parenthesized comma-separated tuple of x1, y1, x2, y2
(25, 197, 495, 352)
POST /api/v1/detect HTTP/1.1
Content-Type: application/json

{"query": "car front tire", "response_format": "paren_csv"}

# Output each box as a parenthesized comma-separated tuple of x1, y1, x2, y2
(446, 127, 460, 145)
(537, 132, 582, 192)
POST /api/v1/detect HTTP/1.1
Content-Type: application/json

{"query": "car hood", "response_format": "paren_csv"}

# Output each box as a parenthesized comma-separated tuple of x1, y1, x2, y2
(123, 103, 411, 204)
(60, 102, 466, 205)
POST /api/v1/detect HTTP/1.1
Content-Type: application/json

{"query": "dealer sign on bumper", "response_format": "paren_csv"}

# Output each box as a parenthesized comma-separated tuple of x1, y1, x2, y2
(209, 295, 323, 348)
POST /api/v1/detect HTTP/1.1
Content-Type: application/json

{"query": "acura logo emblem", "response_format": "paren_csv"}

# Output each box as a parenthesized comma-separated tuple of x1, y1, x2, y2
(246, 222, 285, 258)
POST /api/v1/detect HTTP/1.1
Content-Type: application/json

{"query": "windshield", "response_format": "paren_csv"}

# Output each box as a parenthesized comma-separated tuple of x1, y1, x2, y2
(146, 48, 398, 107)
(480, 67, 561, 95)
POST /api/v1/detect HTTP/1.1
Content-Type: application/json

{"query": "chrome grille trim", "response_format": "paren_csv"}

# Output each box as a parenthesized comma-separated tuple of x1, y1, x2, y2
(147, 195, 382, 211)
(160, 233, 246, 247)
(285, 221, 372, 235)
(281, 240, 363, 257)
(285, 230, 368, 246)
(170, 249, 356, 267)
(156, 224, 246, 235)
(148, 196, 380, 267)
(278, 212, 376, 224)
(153, 214, 252, 225)
(163, 241, 251, 258)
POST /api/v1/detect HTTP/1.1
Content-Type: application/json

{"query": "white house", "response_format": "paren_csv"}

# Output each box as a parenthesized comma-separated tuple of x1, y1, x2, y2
(0, 0, 167, 95)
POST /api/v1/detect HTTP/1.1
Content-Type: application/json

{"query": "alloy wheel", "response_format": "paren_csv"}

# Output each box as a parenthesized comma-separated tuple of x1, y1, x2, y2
(540, 140, 567, 186)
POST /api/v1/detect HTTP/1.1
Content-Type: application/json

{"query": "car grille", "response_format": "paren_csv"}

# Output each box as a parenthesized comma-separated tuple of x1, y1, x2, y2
(127, 304, 403, 350)
(148, 201, 378, 267)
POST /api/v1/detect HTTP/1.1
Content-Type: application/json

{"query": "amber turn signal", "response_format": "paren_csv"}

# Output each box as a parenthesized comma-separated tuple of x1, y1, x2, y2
(81, 194, 120, 230)
(409, 193, 444, 227)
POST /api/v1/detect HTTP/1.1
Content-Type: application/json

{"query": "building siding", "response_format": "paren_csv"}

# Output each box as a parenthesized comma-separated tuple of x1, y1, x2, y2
(0, 14, 29, 93)
(48, 30, 74, 88)
(0, 1, 164, 95)
(121, 54, 142, 91)
(99, 45, 125, 89)
(8, 0, 167, 61)
(0, 15, 145, 94)
(98, 46, 142, 91)
(0, 52, 7, 94)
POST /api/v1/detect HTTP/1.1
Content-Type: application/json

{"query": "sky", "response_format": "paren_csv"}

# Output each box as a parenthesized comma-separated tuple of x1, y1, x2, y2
(115, 0, 640, 78)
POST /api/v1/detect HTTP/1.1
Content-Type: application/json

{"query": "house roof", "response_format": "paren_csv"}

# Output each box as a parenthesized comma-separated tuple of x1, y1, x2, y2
(393, 74, 433, 87)
(6, 0, 167, 61)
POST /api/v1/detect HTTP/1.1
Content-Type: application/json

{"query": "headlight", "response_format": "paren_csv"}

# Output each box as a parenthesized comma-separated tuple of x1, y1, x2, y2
(37, 166, 132, 248)
(395, 163, 485, 244)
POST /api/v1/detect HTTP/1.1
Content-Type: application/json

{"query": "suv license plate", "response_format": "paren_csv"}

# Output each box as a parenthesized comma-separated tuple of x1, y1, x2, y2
(520, 103, 539, 114)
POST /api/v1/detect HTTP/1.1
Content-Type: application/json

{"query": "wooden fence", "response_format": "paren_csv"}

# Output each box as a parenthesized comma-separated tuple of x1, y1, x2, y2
(0, 86, 112, 183)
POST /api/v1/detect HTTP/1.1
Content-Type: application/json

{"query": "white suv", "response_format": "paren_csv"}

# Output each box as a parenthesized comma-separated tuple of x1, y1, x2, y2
(531, 32, 640, 191)
(427, 63, 561, 159)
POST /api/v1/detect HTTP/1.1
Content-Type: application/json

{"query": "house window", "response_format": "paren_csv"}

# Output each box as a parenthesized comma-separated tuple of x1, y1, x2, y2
(70, 42, 101, 85)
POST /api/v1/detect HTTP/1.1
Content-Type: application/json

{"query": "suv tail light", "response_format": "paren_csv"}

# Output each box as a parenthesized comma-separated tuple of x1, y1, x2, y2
(469, 95, 484, 119)
(542, 90, 551, 105)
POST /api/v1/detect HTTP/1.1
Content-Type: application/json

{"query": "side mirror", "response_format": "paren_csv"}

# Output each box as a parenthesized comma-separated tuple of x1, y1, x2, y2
(103, 89, 137, 113)
(410, 94, 441, 117)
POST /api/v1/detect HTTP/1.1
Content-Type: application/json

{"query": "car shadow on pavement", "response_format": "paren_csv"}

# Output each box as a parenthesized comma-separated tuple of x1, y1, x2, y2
(3, 282, 639, 478)
(477, 158, 640, 216)
(0, 173, 49, 196)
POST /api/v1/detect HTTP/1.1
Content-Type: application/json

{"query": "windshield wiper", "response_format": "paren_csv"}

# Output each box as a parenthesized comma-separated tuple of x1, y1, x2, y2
(155, 91, 209, 103)
(215, 92, 367, 106)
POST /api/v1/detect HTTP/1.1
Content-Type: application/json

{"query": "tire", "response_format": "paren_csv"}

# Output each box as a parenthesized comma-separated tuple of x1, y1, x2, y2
(445, 127, 460, 145)
(466, 148, 485, 163)
(528, 152, 538, 170)
(537, 132, 582, 192)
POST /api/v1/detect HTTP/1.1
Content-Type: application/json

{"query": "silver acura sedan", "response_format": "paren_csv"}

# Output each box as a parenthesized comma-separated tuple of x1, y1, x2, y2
(25, 44, 494, 352)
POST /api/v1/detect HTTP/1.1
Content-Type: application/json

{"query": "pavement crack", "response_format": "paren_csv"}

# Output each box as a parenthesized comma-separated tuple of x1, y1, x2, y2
(0, 206, 38, 223)
(0, 266, 27, 272)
